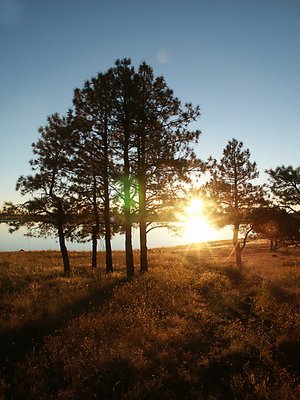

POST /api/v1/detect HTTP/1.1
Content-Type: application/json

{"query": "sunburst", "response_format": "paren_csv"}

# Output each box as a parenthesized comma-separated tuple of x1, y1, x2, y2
(182, 197, 217, 243)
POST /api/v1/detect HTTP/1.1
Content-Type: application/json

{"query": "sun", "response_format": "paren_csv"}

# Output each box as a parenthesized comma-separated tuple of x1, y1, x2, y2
(185, 198, 203, 215)
(182, 197, 217, 243)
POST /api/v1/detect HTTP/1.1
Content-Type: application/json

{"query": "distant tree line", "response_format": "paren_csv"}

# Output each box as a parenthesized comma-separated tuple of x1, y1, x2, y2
(1, 59, 300, 273)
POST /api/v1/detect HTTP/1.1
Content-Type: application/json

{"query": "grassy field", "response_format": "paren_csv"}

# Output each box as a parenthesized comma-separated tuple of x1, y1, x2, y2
(0, 240, 299, 399)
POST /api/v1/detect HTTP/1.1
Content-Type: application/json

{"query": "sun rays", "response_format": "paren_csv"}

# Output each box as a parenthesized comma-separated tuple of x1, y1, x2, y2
(181, 197, 218, 244)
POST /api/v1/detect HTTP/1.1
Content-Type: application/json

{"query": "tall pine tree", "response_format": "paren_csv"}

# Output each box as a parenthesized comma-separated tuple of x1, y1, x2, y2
(205, 138, 265, 268)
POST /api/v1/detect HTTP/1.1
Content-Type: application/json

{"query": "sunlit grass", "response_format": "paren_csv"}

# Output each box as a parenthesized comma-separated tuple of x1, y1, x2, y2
(0, 241, 299, 399)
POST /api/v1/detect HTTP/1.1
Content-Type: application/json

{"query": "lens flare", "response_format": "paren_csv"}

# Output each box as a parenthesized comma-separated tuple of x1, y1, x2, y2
(182, 197, 217, 243)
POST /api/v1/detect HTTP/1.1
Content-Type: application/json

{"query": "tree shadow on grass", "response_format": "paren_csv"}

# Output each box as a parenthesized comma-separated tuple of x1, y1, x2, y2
(0, 276, 127, 384)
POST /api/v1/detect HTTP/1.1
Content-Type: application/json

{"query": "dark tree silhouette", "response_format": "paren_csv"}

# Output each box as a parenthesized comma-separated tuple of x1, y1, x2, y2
(251, 207, 300, 251)
(133, 62, 201, 272)
(12, 113, 77, 274)
(266, 165, 300, 216)
(109, 59, 138, 279)
(72, 71, 115, 272)
(6, 58, 201, 278)
(205, 138, 265, 268)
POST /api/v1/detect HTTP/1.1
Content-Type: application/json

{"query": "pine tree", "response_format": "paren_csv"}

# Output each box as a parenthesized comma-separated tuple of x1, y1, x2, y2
(72, 71, 115, 272)
(205, 138, 265, 268)
(15, 113, 77, 274)
(133, 62, 201, 271)
(266, 165, 300, 215)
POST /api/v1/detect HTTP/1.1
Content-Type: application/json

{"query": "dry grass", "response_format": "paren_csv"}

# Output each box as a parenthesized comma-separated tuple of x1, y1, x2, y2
(0, 240, 299, 399)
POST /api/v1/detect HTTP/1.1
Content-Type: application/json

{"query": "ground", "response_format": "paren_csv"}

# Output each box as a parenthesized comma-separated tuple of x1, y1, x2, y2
(0, 240, 299, 399)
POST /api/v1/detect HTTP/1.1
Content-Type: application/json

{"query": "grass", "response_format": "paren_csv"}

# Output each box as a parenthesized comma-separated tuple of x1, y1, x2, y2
(0, 241, 299, 399)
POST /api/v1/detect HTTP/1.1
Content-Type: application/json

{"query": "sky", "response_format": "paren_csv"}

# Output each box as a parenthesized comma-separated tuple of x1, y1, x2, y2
(0, 0, 299, 250)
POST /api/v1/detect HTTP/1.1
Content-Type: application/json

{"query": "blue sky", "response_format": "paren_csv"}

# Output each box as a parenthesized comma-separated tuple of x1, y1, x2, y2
(0, 0, 299, 250)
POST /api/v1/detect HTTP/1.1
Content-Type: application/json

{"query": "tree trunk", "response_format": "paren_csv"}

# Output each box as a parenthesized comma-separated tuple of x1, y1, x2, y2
(103, 113, 113, 273)
(123, 100, 134, 280)
(123, 162, 134, 279)
(139, 178, 148, 272)
(137, 105, 148, 273)
(235, 242, 242, 269)
(125, 221, 134, 279)
(57, 222, 71, 274)
(104, 185, 113, 273)
(91, 224, 98, 269)
(140, 219, 148, 272)
(56, 202, 71, 274)
(105, 223, 113, 273)
(233, 223, 242, 269)
(123, 170, 134, 278)
(121, 80, 134, 280)
(124, 176, 134, 279)
(91, 174, 100, 269)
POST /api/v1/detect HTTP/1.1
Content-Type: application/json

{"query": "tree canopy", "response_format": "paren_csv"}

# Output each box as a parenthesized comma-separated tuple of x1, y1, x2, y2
(7, 58, 201, 277)
(205, 138, 265, 268)
(266, 165, 300, 215)
(6, 60, 298, 273)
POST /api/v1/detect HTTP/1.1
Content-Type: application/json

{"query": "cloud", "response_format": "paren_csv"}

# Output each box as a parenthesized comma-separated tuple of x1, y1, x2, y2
(157, 50, 170, 64)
